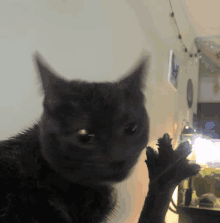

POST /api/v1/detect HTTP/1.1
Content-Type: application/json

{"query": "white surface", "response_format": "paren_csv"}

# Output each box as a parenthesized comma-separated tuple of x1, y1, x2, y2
(185, 0, 220, 37)
(29, 0, 144, 82)
(199, 77, 220, 102)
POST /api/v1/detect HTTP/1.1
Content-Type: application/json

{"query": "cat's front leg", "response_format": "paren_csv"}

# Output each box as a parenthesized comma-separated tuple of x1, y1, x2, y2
(138, 133, 201, 223)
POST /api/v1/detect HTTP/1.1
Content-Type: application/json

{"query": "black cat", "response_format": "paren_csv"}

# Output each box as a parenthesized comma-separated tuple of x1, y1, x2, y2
(0, 53, 200, 223)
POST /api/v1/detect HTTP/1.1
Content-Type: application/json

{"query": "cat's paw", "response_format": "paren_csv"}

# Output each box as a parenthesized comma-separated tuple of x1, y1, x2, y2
(145, 133, 201, 188)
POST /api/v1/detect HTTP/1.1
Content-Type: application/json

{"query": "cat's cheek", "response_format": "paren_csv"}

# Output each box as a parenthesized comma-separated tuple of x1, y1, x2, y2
(38, 131, 65, 172)
(58, 166, 132, 184)
(40, 144, 61, 173)
(42, 149, 134, 184)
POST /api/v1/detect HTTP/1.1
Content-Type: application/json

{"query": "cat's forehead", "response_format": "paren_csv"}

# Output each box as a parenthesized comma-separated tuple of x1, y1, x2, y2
(64, 81, 131, 114)
(66, 81, 121, 103)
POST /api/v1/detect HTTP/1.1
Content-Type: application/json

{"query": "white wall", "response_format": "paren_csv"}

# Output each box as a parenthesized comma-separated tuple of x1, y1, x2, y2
(184, 0, 220, 37)
(199, 76, 220, 103)
(0, 1, 199, 223)
(198, 63, 220, 103)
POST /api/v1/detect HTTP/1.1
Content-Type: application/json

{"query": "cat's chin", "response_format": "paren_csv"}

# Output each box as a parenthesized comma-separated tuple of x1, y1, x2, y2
(66, 176, 129, 186)
(42, 151, 137, 185)
(57, 166, 132, 185)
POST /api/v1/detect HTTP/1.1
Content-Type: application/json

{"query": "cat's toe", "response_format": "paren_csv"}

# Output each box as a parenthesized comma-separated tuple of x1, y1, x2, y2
(145, 147, 159, 166)
(162, 133, 172, 144)
(190, 163, 201, 175)
(175, 141, 192, 158)
(157, 134, 176, 163)
(146, 146, 158, 158)
(175, 161, 201, 183)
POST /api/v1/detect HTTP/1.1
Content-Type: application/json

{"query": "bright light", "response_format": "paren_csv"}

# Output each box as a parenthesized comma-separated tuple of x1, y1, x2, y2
(185, 125, 189, 129)
(192, 136, 220, 165)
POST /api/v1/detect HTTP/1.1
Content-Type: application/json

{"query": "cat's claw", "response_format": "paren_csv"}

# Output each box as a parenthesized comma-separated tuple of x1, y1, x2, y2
(146, 133, 201, 188)
(163, 133, 172, 144)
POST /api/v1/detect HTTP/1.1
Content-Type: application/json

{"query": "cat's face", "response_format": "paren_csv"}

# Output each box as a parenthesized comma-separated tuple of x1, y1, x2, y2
(35, 53, 149, 185)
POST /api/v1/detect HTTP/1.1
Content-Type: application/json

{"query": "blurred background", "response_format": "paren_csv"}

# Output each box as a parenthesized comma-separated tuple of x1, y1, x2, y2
(0, 0, 220, 222)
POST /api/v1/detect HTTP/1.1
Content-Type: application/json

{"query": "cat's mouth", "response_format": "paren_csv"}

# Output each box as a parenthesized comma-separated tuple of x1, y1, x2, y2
(82, 161, 126, 169)
(55, 156, 133, 183)
(109, 161, 126, 169)
(56, 159, 132, 184)
(64, 157, 126, 169)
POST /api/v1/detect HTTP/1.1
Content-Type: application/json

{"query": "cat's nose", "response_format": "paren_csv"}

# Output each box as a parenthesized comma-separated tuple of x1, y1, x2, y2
(108, 161, 126, 169)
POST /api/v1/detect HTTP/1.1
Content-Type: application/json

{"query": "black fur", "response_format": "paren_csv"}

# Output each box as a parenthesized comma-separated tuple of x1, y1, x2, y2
(0, 53, 200, 223)
(0, 54, 149, 223)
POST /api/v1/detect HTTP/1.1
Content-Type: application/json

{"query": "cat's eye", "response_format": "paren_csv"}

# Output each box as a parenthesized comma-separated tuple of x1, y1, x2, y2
(124, 123, 138, 135)
(77, 129, 95, 144)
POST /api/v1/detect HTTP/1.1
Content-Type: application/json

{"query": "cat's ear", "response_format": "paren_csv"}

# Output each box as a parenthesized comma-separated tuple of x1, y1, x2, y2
(33, 52, 67, 96)
(118, 57, 148, 93)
